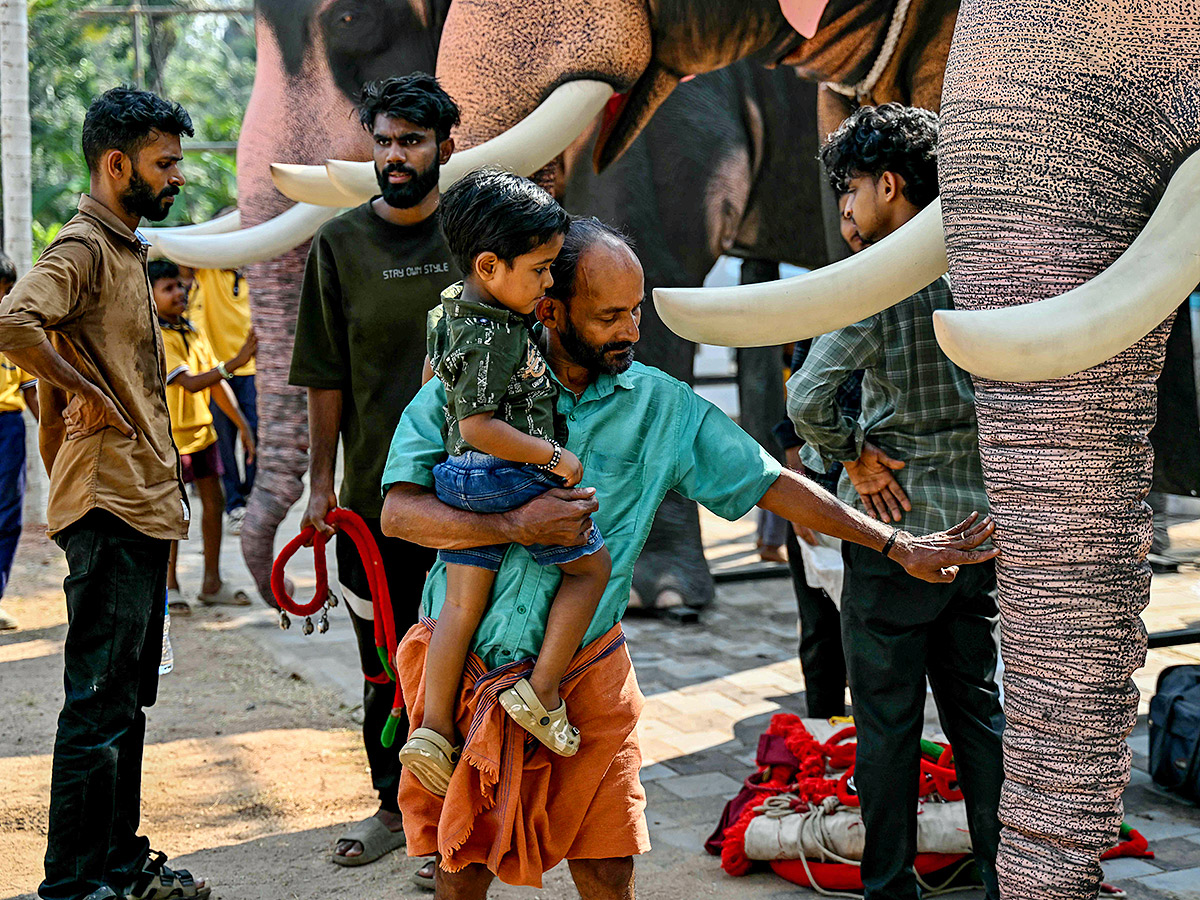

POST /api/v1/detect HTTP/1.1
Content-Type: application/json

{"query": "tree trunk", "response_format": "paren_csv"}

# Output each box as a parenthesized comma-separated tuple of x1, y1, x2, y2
(939, 2, 1200, 896)
(0, 0, 45, 526)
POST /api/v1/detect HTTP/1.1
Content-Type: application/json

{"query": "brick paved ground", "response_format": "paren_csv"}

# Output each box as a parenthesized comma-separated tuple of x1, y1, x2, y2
(173, 496, 1200, 899)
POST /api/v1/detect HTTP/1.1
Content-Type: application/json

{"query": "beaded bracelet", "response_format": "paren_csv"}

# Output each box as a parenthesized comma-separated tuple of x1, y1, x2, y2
(537, 441, 562, 472)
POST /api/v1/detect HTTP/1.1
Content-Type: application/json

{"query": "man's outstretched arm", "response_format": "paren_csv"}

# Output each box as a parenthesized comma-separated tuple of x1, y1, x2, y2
(381, 482, 599, 550)
(757, 468, 997, 584)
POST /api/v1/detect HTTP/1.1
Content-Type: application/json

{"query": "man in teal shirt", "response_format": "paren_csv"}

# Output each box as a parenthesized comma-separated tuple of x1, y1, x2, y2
(380, 218, 997, 899)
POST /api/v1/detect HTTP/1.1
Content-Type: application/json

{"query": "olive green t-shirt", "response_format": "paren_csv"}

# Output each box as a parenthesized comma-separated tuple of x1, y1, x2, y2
(290, 201, 461, 517)
(427, 282, 565, 456)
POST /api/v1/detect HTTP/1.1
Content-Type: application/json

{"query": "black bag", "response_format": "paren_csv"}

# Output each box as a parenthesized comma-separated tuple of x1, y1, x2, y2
(1148, 664, 1200, 803)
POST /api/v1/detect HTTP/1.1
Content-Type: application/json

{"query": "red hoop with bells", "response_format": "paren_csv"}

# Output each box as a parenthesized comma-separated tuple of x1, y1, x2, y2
(271, 508, 405, 746)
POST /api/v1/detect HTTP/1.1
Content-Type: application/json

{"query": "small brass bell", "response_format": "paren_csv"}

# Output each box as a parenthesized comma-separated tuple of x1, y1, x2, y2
(279, 611, 291, 630)
(318, 612, 330, 634)
(303, 616, 315, 636)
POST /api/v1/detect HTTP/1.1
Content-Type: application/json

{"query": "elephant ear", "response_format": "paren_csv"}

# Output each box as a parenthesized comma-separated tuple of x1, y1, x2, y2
(593, 61, 680, 173)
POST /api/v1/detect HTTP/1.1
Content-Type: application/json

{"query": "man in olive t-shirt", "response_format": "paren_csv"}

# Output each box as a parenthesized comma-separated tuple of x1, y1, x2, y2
(289, 74, 461, 867)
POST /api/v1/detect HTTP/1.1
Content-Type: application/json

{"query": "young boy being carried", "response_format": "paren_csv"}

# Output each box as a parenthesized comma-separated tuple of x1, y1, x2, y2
(398, 169, 612, 795)
(150, 259, 257, 612)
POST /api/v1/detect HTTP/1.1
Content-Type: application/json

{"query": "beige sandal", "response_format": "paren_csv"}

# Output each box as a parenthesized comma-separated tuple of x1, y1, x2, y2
(499, 677, 580, 756)
(398, 728, 461, 796)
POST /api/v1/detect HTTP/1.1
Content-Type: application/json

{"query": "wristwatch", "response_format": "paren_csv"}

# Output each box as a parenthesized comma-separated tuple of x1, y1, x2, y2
(216, 361, 234, 381)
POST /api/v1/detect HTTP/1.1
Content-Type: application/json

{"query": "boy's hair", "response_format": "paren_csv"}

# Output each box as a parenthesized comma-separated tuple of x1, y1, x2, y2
(358, 74, 460, 142)
(439, 168, 571, 275)
(82, 86, 194, 174)
(546, 217, 634, 307)
(147, 258, 180, 285)
(0, 250, 16, 286)
(819, 103, 940, 209)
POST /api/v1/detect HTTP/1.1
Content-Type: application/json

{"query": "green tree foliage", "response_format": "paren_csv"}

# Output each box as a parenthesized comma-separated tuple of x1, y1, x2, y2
(14, 0, 255, 254)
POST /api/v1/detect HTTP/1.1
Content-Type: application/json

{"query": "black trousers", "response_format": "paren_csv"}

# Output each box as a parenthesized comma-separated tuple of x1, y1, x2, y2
(41, 510, 169, 900)
(335, 515, 435, 814)
(841, 543, 1003, 900)
(785, 529, 848, 718)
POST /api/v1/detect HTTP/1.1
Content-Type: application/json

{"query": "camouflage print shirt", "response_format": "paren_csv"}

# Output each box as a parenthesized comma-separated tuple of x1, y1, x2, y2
(427, 282, 567, 456)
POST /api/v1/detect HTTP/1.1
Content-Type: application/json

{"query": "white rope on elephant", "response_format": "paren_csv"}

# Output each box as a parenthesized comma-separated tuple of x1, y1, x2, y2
(822, 0, 914, 104)
(753, 794, 979, 897)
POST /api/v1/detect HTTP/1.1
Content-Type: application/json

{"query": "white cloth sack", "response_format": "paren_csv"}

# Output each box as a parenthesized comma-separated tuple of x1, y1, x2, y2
(798, 533, 844, 608)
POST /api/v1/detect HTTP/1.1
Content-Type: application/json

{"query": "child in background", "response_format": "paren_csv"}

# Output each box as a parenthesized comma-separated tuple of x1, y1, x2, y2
(0, 252, 36, 632)
(187, 256, 257, 533)
(150, 259, 257, 613)
(398, 169, 612, 796)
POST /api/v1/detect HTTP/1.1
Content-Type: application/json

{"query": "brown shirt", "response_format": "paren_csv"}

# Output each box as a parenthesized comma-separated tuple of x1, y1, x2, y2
(0, 195, 189, 540)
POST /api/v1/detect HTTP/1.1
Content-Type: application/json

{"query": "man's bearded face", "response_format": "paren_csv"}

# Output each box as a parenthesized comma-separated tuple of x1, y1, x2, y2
(559, 309, 636, 376)
(375, 156, 440, 209)
(122, 166, 179, 222)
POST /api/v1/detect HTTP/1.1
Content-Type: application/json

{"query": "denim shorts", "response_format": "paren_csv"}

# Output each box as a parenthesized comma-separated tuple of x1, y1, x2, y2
(432, 451, 605, 571)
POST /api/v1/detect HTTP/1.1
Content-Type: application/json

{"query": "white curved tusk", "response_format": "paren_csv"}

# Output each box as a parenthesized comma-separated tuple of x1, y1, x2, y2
(321, 78, 616, 201)
(140, 209, 241, 242)
(270, 164, 365, 207)
(652, 199, 948, 347)
(147, 203, 344, 269)
(934, 151, 1200, 382)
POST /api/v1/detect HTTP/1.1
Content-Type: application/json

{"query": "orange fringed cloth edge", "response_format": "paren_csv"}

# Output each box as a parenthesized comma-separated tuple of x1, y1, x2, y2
(396, 618, 651, 888)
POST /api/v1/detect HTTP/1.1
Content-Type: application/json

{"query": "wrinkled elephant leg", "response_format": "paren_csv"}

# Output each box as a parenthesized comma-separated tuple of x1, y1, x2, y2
(241, 244, 311, 604)
(940, 2, 1200, 896)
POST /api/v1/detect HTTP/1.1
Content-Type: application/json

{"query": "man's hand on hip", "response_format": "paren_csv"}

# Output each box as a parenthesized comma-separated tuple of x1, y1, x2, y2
(63, 385, 135, 441)
(843, 442, 911, 523)
(891, 512, 999, 583)
(505, 487, 599, 547)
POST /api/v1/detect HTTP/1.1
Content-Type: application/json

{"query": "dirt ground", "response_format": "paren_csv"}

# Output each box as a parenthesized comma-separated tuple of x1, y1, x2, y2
(0, 531, 737, 900)
(1, 528, 536, 900)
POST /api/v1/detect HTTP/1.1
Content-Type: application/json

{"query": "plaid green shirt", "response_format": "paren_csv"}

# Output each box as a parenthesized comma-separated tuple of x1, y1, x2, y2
(786, 276, 988, 537)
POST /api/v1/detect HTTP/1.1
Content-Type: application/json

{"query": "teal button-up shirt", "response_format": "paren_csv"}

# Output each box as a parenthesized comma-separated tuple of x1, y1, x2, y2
(382, 361, 781, 670)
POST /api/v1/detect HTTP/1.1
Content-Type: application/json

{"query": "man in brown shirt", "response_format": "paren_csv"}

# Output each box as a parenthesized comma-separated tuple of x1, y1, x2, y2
(0, 87, 210, 900)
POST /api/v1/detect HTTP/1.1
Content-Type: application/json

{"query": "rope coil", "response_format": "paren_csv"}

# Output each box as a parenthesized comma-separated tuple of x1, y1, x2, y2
(272, 508, 406, 746)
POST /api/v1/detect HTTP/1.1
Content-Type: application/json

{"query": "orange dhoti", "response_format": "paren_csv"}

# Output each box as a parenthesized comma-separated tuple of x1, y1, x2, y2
(396, 619, 651, 887)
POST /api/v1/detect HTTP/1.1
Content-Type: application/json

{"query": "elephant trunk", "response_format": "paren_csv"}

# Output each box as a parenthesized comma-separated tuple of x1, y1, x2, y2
(940, 2, 1200, 895)
(236, 15, 370, 600)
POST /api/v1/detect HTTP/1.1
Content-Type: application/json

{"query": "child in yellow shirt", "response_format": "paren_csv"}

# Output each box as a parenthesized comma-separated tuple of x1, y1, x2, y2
(0, 253, 36, 631)
(151, 260, 256, 612)
(186, 264, 257, 530)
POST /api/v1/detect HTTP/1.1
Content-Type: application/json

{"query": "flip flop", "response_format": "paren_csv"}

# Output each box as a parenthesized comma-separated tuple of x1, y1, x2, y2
(398, 728, 461, 796)
(196, 584, 251, 607)
(166, 588, 192, 617)
(330, 816, 406, 867)
(411, 859, 436, 891)
(499, 677, 580, 756)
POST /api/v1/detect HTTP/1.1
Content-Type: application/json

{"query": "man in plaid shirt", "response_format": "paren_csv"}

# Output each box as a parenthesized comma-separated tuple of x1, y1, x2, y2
(786, 104, 1003, 900)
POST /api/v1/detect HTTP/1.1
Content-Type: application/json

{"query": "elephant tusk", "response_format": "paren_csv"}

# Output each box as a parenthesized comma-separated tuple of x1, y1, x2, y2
(933, 151, 1200, 382)
(147, 202, 345, 268)
(141, 208, 240, 238)
(140, 208, 241, 248)
(652, 199, 948, 347)
(270, 164, 365, 207)
(314, 79, 616, 202)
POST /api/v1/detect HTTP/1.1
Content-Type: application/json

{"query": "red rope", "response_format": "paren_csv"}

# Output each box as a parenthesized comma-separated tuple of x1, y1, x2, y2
(271, 508, 404, 728)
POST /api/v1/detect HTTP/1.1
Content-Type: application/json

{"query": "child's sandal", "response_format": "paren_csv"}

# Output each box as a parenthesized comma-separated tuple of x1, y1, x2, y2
(499, 677, 580, 756)
(398, 728, 461, 796)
